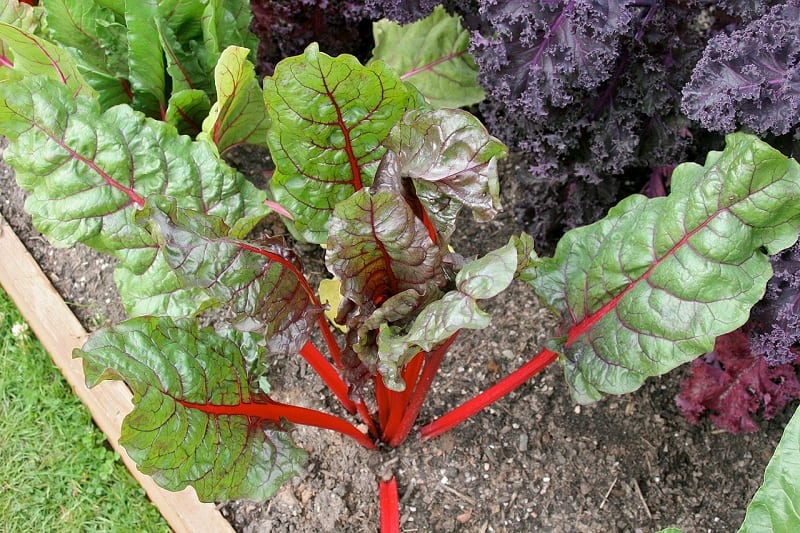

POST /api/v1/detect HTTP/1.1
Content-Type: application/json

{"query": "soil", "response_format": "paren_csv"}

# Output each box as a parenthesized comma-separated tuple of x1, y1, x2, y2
(1, 141, 794, 533)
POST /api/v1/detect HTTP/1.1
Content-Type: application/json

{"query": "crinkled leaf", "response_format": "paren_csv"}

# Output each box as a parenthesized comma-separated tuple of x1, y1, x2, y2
(141, 197, 320, 358)
(125, 0, 165, 117)
(371, 5, 484, 108)
(375, 108, 506, 244)
(0, 77, 267, 316)
(200, 45, 270, 153)
(681, 2, 800, 136)
(41, 0, 130, 109)
(0, 22, 95, 98)
(738, 405, 800, 532)
(376, 237, 522, 390)
(76, 316, 307, 501)
(166, 89, 211, 136)
(527, 133, 800, 403)
(113, 257, 213, 318)
(264, 43, 421, 243)
(326, 188, 445, 308)
(0, 0, 41, 34)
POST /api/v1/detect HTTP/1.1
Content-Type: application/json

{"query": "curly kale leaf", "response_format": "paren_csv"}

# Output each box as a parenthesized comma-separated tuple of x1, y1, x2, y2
(682, 1, 800, 136)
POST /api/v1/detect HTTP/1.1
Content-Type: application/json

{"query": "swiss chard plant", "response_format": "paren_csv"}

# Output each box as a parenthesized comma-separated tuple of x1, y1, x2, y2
(1, 2, 800, 530)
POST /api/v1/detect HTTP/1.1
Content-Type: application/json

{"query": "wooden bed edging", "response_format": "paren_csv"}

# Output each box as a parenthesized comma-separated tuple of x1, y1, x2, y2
(0, 215, 234, 533)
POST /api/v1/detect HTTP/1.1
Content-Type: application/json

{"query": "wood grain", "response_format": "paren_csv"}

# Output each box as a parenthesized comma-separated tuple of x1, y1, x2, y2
(0, 214, 234, 533)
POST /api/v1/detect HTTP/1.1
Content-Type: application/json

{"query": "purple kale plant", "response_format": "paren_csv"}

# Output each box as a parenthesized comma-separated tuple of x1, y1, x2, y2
(749, 239, 800, 366)
(682, 0, 800, 136)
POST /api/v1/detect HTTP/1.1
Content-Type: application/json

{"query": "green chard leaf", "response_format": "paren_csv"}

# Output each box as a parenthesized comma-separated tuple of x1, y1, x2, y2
(201, 0, 258, 68)
(165, 88, 211, 136)
(371, 5, 484, 108)
(739, 406, 800, 532)
(0, 22, 95, 98)
(0, 77, 267, 316)
(264, 43, 422, 244)
(200, 45, 271, 153)
(377, 237, 525, 390)
(155, 16, 214, 97)
(527, 133, 800, 403)
(0, 0, 41, 34)
(76, 316, 307, 501)
(375, 108, 507, 245)
(141, 197, 322, 358)
(41, 0, 131, 109)
(125, 0, 165, 117)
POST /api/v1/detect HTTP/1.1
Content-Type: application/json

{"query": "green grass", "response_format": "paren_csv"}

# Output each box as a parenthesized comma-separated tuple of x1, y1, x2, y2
(0, 287, 169, 532)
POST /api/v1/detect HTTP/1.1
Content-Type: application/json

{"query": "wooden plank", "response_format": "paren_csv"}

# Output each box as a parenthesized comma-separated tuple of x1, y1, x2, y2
(0, 215, 234, 533)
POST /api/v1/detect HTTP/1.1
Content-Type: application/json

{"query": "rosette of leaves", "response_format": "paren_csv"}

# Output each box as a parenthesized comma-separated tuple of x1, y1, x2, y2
(264, 43, 516, 388)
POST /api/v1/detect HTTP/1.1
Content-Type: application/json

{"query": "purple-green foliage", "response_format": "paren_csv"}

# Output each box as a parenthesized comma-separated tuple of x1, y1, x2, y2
(373, 1, 796, 249)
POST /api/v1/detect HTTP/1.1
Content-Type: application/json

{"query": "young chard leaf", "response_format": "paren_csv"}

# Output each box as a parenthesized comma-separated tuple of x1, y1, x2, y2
(0, 77, 267, 316)
(527, 133, 800, 403)
(201, 0, 258, 69)
(738, 406, 800, 532)
(125, 0, 165, 117)
(41, 0, 131, 109)
(165, 88, 211, 136)
(377, 237, 526, 390)
(375, 108, 507, 245)
(264, 43, 421, 243)
(0, 0, 41, 33)
(76, 316, 307, 501)
(326, 188, 446, 308)
(200, 45, 271, 153)
(371, 5, 485, 108)
(0, 22, 95, 98)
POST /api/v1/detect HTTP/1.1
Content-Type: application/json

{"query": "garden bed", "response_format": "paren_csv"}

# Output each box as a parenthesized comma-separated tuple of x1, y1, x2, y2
(1, 146, 792, 532)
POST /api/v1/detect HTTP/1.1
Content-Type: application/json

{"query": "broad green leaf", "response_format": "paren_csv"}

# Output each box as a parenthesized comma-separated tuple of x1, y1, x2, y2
(201, 0, 257, 68)
(375, 108, 506, 244)
(166, 88, 211, 136)
(371, 5, 485, 108)
(141, 197, 321, 358)
(0, 0, 41, 33)
(0, 22, 95, 98)
(76, 316, 307, 501)
(264, 43, 421, 243)
(326, 189, 446, 308)
(125, 0, 165, 117)
(528, 133, 800, 403)
(377, 237, 522, 390)
(739, 406, 800, 532)
(200, 45, 270, 153)
(41, 0, 130, 109)
(0, 77, 267, 316)
(113, 257, 213, 318)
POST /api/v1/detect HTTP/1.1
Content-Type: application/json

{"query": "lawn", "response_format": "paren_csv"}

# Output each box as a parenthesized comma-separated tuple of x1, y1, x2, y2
(0, 286, 168, 532)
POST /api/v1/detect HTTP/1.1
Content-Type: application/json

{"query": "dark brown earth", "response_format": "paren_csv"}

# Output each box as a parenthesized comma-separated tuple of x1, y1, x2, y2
(1, 141, 793, 532)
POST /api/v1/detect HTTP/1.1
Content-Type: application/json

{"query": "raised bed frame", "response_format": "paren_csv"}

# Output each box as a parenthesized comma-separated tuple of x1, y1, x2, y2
(0, 214, 234, 532)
